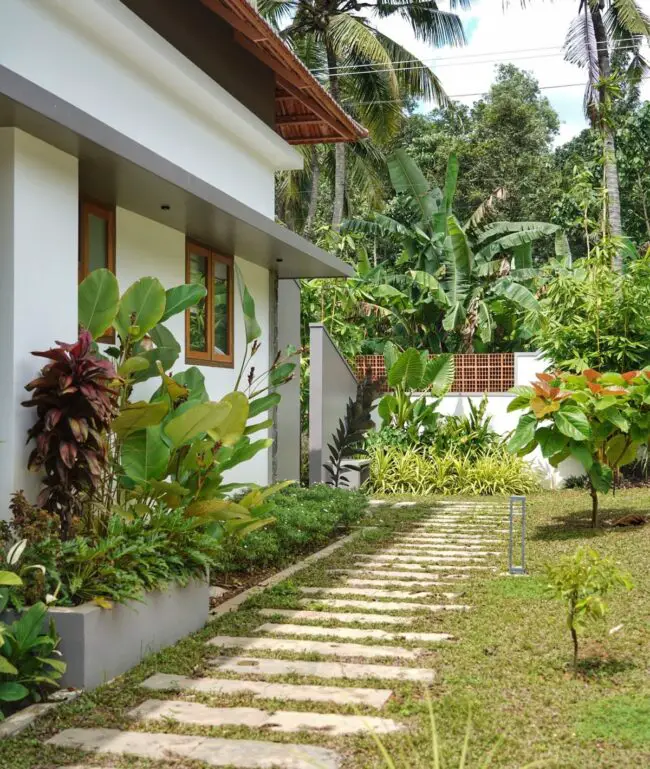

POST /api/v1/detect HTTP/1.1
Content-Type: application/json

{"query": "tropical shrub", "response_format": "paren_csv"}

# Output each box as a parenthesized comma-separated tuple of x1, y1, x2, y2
(377, 342, 454, 445)
(23, 332, 120, 539)
(0, 574, 65, 719)
(2, 495, 223, 608)
(507, 369, 650, 526)
(545, 548, 633, 670)
(324, 381, 376, 488)
(368, 446, 539, 497)
(210, 485, 367, 573)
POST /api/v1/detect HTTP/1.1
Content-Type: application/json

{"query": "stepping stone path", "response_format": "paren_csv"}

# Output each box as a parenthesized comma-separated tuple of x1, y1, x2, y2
(48, 500, 506, 768)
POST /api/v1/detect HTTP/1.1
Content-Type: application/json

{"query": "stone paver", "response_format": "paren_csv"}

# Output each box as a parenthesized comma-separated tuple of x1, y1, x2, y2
(300, 586, 437, 599)
(357, 560, 494, 571)
(206, 636, 422, 659)
(130, 700, 403, 735)
(141, 673, 393, 708)
(259, 608, 414, 624)
(394, 541, 499, 549)
(381, 545, 500, 558)
(47, 729, 341, 769)
(397, 536, 501, 544)
(341, 577, 453, 588)
(257, 623, 455, 644)
(207, 656, 437, 682)
(330, 568, 469, 581)
(299, 598, 468, 613)
(359, 554, 492, 565)
(392, 501, 417, 507)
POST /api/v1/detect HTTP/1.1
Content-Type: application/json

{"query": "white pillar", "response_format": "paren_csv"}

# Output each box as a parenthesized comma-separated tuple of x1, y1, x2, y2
(0, 128, 78, 518)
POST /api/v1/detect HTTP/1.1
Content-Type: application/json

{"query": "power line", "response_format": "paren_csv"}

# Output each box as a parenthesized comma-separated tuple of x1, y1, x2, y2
(309, 40, 646, 76)
(339, 75, 650, 107)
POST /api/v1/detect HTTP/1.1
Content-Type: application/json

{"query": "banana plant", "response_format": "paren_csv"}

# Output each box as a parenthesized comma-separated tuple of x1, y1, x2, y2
(345, 150, 566, 352)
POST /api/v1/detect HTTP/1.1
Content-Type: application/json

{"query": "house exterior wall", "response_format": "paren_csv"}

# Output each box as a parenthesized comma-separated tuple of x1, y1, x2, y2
(115, 208, 273, 488)
(0, 128, 79, 516)
(0, 0, 302, 218)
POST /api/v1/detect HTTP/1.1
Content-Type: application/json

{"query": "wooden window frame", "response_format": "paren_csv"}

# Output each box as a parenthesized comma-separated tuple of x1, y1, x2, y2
(79, 200, 116, 342)
(79, 200, 115, 282)
(185, 240, 234, 368)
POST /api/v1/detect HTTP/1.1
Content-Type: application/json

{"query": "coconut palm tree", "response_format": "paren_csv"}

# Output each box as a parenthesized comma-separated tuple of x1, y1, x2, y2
(259, 0, 469, 230)
(518, 0, 650, 270)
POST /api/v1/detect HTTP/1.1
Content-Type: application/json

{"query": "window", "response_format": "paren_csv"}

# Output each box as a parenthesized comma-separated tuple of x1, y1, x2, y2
(185, 241, 234, 367)
(79, 201, 115, 282)
(79, 200, 116, 342)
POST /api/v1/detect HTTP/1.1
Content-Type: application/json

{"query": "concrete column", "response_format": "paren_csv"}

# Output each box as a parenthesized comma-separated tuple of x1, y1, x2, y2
(275, 279, 301, 481)
(0, 128, 79, 518)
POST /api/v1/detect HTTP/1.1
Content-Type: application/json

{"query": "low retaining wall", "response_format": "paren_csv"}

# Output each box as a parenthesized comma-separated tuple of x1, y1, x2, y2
(4, 579, 210, 690)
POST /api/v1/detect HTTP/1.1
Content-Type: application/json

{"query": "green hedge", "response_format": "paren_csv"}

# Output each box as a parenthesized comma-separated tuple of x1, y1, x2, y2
(211, 485, 368, 573)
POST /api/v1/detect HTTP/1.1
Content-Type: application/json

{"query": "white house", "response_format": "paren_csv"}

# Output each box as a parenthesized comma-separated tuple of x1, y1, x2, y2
(0, 0, 366, 517)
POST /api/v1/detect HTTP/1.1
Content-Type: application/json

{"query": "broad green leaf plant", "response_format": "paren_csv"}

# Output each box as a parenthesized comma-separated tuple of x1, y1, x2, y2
(507, 369, 650, 526)
(345, 150, 564, 352)
(78, 268, 297, 541)
(377, 341, 454, 445)
(545, 547, 633, 670)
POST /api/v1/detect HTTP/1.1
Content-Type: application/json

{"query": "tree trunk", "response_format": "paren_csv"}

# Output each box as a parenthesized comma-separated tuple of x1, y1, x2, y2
(571, 625, 579, 671)
(326, 45, 345, 230)
(590, 483, 599, 528)
(304, 149, 320, 237)
(591, 2, 623, 268)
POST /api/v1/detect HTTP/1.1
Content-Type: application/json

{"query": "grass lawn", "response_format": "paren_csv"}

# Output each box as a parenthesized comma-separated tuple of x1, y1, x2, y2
(2, 488, 649, 768)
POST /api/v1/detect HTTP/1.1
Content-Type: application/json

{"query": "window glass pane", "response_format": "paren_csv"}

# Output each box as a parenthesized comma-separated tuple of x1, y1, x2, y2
(88, 213, 109, 272)
(213, 260, 229, 357)
(189, 252, 208, 353)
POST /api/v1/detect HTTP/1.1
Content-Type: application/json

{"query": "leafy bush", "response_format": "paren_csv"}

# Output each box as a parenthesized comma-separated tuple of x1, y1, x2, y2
(210, 486, 368, 573)
(545, 547, 633, 670)
(507, 369, 650, 526)
(368, 445, 539, 496)
(0, 578, 65, 720)
(2, 496, 222, 608)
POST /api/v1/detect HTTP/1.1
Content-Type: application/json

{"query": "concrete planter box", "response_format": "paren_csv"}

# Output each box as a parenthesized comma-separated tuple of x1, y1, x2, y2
(3, 579, 209, 691)
(339, 459, 371, 490)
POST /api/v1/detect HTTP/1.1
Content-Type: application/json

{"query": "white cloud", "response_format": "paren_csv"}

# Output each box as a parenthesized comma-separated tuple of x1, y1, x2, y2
(372, 0, 650, 145)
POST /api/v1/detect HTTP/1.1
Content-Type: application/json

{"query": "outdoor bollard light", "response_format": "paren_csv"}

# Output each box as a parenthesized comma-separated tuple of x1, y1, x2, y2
(509, 495, 527, 575)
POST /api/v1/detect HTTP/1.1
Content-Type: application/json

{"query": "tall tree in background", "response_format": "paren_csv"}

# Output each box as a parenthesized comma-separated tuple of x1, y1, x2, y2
(259, 0, 469, 230)
(522, 0, 650, 269)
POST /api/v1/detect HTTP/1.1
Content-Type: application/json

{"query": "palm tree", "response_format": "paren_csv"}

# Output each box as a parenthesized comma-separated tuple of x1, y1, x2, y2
(519, 0, 650, 270)
(259, 0, 469, 230)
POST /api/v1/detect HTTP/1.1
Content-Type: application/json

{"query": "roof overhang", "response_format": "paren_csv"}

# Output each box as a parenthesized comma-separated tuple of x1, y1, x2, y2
(199, 0, 368, 145)
(0, 66, 353, 279)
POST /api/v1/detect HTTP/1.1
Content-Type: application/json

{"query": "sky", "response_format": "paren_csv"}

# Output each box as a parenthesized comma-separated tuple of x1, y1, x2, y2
(373, 0, 650, 146)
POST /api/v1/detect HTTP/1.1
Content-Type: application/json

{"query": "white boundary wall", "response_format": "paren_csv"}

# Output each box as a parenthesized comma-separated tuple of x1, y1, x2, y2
(373, 352, 583, 489)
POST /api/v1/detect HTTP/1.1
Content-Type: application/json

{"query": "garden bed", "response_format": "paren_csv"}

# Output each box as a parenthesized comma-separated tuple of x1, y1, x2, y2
(2, 579, 209, 691)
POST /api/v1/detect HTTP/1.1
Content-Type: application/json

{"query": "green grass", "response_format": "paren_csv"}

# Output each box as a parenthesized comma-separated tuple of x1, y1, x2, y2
(1, 489, 650, 768)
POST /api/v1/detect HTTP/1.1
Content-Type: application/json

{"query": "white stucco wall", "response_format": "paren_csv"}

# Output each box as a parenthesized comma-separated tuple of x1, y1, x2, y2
(0, 129, 79, 517)
(369, 352, 583, 490)
(115, 208, 272, 487)
(0, 0, 302, 217)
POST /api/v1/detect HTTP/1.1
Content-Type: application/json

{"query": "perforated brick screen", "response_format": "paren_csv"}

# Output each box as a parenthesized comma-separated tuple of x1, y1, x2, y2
(355, 353, 515, 394)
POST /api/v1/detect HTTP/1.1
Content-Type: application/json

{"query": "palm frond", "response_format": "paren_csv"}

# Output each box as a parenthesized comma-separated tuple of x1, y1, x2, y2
(374, 31, 448, 105)
(609, 0, 650, 36)
(256, 0, 296, 31)
(564, 7, 600, 119)
(373, 1, 466, 48)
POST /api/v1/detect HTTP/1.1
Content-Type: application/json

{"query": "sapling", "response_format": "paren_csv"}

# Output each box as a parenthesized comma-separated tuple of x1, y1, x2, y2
(545, 547, 633, 670)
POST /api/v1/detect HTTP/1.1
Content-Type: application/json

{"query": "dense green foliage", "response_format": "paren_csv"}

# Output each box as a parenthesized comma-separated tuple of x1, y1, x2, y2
(209, 485, 368, 573)
(368, 446, 538, 496)
(508, 369, 650, 525)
